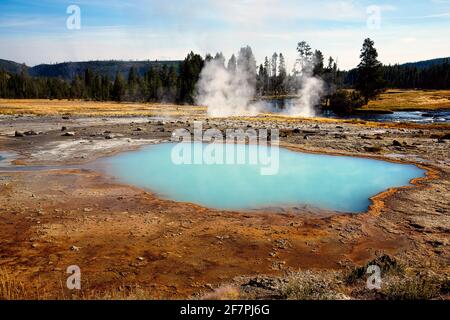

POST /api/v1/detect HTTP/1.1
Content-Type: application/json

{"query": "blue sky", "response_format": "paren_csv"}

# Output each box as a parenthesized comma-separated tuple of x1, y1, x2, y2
(0, 0, 449, 69)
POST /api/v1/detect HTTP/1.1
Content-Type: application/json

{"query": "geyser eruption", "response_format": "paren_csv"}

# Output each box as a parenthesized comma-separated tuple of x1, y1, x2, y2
(196, 46, 265, 117)
(285, 42, 325, 117)
(287, 77, 324, 118)
(196, 42, 326, 118)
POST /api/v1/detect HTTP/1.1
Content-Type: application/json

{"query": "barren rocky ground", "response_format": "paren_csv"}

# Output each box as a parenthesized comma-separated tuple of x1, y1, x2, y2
(0, 112, 448, 299)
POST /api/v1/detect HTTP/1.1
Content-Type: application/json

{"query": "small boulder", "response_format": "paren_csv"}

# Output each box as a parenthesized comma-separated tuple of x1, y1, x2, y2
(392, 140, 402, 147)
(24, 130, 38, 136)
(61, 126, 67, 131)
(14, 131, 24, 137)
(62, 132, 75, 137)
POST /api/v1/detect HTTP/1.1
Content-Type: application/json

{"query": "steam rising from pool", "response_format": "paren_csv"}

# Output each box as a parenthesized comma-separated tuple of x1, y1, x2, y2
(196, 47, 264, 117)
(196, 46, 325, 118)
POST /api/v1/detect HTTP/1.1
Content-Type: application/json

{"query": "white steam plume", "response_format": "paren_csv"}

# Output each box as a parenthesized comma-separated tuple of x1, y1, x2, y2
(284, 49, 325, 117)
(286, 76, 324, 117)
(196, 47, 265, 117)
(196, 45, 325, 118)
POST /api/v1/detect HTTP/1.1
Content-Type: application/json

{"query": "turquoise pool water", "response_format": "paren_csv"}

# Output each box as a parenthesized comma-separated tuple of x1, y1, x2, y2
(100, 143, 425, 213)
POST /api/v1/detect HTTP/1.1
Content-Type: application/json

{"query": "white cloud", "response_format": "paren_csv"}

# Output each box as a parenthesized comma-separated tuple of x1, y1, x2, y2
(1, 0, 449, 70)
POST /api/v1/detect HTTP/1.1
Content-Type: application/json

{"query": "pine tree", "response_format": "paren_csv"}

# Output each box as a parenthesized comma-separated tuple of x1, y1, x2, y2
(70, 75, 84, 99)
(101, 75, 111, 101)
(227, 54, 237, 74)
(18, 66, 29, 98)
(257, 64, 265, 95)
(214, 52, 226, 68)
(84, 68, 94, 99)
(295, 41, 313, 75)
(146, 68, 163, 101)
(0, 70, 8, 98)
(127, 66, 139, 100)
(355, 38, 385, 104)
(204, 54, 213, 62)
(313, 50, 324, 76)
(271, 53, 278, 78)
(271, 53, 278, 94)
(278, 53, 287, 94)
(166, 65, 178, 101)
(178, 52, 204, 104)
(263, 56, 270, 93)
(112, 72, 126, 102)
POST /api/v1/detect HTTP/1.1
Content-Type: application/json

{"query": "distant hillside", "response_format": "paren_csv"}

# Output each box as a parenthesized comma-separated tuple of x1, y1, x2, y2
(0, 59, 182, 80)
(29, 60, 182, 80)
(400, 57, 449, 69)
(0, 59, 26, 74)
(343, 56, 450, 89)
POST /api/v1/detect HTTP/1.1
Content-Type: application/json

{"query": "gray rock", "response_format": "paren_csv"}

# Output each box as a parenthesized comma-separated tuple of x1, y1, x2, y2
(393, 140, 402, 147)
(24, 130, 38, 136)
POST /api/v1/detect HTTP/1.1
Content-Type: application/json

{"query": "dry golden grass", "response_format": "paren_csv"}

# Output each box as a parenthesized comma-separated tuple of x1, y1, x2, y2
(0, 269, 157, 300)
(0, 89, 448, 119)
(0, 268, 27, 300)
(0, 99, 206, 117)
(365, 89, 450, 111)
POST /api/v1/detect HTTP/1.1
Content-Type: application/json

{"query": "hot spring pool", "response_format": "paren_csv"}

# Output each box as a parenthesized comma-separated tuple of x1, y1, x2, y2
(98, 143, 425, 213)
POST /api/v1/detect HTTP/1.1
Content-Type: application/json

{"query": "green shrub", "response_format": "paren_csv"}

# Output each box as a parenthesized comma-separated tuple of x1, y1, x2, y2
(329, 90, 365, 115)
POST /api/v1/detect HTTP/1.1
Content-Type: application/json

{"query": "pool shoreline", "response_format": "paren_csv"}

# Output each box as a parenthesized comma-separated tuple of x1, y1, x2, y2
(1, 140, 437, 217)
(280, 142, 441, 218)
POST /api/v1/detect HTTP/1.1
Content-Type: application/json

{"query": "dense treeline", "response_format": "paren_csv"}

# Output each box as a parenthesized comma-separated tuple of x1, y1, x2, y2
(344, 59, 450, 90)
(0, 52, 204, 104)
(0, 47, 343, 102)
(255, 50, 344, 97)
(1, 47, 449, 106)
